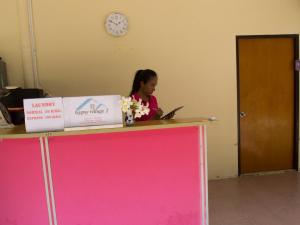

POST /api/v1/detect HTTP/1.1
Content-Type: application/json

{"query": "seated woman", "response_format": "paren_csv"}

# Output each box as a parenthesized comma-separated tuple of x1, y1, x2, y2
(130, 69, 163, 121)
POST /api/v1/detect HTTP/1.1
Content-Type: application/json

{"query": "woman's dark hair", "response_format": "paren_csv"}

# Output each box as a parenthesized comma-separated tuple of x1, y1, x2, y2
(130, 69, 157, 96)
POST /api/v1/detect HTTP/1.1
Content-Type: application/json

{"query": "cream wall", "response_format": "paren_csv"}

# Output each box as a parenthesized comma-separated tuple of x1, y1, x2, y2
(0, 0, 24, 86)
(5, 0, 300, 179)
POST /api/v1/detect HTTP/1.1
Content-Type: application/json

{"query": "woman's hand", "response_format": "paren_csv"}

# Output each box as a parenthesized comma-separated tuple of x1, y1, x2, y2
(155, 108, 163, 119)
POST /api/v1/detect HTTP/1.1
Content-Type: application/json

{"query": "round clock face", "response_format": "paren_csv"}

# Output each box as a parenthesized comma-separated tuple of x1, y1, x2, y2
(105, 13, 128, 37)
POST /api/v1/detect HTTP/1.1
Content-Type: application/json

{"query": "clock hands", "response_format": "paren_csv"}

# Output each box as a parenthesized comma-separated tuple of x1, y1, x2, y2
(109, 18, 125, 25)
(109, 19, 118, 25)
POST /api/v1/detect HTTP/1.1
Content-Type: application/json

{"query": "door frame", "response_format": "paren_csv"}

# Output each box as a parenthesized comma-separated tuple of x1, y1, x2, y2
(236, 34, 299, 175)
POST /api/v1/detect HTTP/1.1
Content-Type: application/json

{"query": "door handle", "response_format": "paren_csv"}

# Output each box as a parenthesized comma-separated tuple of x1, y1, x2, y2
(240, 112, 246, 118)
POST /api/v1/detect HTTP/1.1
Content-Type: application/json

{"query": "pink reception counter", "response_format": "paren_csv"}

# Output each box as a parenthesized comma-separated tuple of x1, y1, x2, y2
(0, 118, 209, 225)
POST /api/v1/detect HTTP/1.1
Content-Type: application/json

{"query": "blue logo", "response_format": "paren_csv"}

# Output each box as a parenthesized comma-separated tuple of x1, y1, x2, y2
(75, 98, 109, 115)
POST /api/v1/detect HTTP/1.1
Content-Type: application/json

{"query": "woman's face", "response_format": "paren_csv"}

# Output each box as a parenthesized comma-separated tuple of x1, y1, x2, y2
(141, 76, 158, 95)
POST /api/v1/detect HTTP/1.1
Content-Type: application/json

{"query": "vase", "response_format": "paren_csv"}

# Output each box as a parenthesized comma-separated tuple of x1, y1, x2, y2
(124, 111, 135, 126)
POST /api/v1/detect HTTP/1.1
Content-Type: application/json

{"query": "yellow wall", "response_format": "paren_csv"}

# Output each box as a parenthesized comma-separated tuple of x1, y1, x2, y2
(0, 0, 24, 86)
(5, 0, 300, 178)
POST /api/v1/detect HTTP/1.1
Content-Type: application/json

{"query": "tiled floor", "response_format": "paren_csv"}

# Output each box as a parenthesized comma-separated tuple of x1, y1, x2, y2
(209, 171, 300, 225)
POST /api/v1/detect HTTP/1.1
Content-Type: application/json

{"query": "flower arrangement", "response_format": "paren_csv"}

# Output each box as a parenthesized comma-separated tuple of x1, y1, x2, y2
(120, 97, 150, 125)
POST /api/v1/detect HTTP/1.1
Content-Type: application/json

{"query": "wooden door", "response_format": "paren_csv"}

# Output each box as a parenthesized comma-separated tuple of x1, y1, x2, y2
(238, 36, 297, 174)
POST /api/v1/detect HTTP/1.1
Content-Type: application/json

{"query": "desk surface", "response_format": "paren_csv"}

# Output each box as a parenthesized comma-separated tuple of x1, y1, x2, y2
(0, 118, 212, 139)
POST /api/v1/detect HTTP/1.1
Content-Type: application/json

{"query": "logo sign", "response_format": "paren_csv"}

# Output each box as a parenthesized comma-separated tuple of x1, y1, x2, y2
(295, 60, 300, 71)
(63, 95, 122, 128)
(24, 97, 64, 132)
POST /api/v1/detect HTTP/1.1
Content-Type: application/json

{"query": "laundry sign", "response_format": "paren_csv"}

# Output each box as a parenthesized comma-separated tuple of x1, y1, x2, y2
(24, 97, 64, 132)
(63, 95, 123, 130)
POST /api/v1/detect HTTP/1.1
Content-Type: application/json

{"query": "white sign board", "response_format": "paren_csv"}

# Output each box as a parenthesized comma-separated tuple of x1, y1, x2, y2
(24, 97, 64, 132)
(63, 95, 123, 129)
